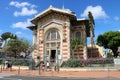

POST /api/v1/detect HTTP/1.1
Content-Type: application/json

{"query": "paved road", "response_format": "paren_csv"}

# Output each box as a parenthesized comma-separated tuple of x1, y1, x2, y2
(0, 73, 120, 80)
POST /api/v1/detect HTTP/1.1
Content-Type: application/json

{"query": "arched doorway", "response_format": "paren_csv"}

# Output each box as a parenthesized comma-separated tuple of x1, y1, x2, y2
(45, 29, 61, 62)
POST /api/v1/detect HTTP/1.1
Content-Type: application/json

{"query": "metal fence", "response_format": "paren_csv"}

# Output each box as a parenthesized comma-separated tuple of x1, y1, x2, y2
(0, 58, 119, 76)
(61, 58, 114, 67)
(0, 58, 36, 75)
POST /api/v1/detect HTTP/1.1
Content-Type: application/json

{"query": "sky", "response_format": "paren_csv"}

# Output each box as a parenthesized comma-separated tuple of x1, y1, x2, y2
(0, 0, 120, 44)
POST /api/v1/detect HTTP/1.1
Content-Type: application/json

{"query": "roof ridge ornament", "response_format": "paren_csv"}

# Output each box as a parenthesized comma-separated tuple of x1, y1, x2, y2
(62, 3, 65, 10)
(49, 5, 53, 8)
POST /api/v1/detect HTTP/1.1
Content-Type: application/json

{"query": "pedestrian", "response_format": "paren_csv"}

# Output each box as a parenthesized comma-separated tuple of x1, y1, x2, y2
(7, 61, 12, 71)
(46, 61, 50, 71)
(9, 61, 12, 71)
(4, 60, 8, 70)
(41, 61, 45, 72)
(54, 63, 57, 71)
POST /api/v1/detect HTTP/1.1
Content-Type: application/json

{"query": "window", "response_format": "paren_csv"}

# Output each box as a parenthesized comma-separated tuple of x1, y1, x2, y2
(51, 31, 56, 40)
(76, 32, 81, 39)
(51, 43, 56, 47)
(46, 50, 49, 55)
(46, 29, 60, 41)
(57, 31, 60, 39)
(47, 33, 51, 40)
(46, 43, 49, 47)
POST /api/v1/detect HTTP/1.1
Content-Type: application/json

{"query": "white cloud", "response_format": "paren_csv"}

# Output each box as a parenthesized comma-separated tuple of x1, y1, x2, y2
(81, 5, 108, 19)
(12, 19, 33, 30)
(14, 7, 37, 16)
(10, 1, 37, 16)
(114, 16, 119, 21)
(15, 31, 22, 35)
(9, 1, 36, 8)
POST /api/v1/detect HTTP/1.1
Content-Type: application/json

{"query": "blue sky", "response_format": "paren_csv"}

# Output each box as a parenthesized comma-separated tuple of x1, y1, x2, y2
(0, 0, 120, 44)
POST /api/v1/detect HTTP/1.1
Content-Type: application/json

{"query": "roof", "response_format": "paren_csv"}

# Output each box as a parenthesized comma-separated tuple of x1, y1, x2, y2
(77, 18, 87, 21)
(37, 5, 75, 17)
(31, 5, 76, 24)
(27, 26, 37, 30)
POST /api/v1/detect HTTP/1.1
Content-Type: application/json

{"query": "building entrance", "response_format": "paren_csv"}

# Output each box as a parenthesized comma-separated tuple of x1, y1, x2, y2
(50, 50, 56, 62)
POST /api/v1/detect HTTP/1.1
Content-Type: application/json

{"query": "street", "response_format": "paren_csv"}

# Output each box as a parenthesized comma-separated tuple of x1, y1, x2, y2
(0, 73, 120, 80)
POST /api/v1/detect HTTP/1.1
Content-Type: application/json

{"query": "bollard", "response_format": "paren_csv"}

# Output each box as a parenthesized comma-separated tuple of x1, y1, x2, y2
(0, 65, 2, 72)
(39, 65, 40, 75)
(18, 65, 20, 75)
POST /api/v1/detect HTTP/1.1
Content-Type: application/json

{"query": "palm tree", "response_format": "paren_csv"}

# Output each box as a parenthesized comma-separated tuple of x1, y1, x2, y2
(88, 11, 95, 46)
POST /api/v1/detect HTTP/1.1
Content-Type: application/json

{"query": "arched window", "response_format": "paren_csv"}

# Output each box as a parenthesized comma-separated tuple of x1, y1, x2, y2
(46, 29, 60, 41)
(76, 32, 81, 39)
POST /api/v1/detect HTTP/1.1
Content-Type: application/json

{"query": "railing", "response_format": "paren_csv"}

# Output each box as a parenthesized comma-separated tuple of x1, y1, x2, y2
(61, 58, 114, 68)
(0, 58, 119, 77)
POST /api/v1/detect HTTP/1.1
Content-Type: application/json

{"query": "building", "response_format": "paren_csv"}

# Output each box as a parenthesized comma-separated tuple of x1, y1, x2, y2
(28, 6, 91, 63)
(87, 44, 103, 58)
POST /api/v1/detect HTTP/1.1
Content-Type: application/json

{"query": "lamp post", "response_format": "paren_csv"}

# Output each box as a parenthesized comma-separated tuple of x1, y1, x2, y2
(37, 38, 41, 74)
(56, 45, 59, 72)
(44, 55, 47, 71)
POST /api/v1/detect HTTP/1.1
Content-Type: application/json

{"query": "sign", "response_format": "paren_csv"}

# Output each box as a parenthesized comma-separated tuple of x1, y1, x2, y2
(114, 58, 120, 69)
(58, 55, 61, 60)
(114, 58, 120, 65)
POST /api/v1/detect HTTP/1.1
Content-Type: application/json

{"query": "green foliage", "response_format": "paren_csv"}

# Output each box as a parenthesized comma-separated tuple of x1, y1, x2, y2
(71, 39, 83, 50)
(3, 38, 30, 58)
(88, 11, 95, 37)
(88, 11, 95, 25)
(0, 32, 31, 58)
(12, 60, 29, 66)
(61, 58, 114, 68)
(61, 58, 82, 67)
(3, 39, 21, 57)
(1, 32, 11, 41)
(71, 39, 83, 58)
(97, 31, 120, 57)
(19, 38, 30, 52)
(107, 52, 113, 58)
(0, 60, 3, 64)
(1, 32, 17, 41)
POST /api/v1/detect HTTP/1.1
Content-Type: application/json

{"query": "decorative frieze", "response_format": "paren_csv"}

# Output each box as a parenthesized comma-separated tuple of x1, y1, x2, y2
(39, 12, 69, 27)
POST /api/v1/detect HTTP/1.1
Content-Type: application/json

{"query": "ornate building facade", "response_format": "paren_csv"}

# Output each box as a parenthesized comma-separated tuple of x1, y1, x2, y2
(28, 6, 90, 63)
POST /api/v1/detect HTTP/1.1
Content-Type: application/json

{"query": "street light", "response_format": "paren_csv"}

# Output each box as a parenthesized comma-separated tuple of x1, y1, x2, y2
(56, 45, 59, 72)
(37, 56, 40, 75)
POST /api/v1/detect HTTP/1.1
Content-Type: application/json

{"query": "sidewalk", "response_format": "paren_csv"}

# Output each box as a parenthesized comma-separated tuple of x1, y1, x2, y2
(1, 68, 120, 78)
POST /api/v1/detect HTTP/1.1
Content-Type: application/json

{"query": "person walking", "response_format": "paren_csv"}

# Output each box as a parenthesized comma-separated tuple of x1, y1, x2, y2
(41, 61, 45, 72)
(4, 60, 8, 70)
(46, 61, 50, 71)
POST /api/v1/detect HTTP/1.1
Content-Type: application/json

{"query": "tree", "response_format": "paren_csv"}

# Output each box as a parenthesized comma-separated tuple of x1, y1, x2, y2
(1, 32, 17, 40)
(3, 38, 31, 58)
(1, 32, 17, 46)
(88, 11, 95, 46)
(19, 38, 32, 57)
(4, 39, 21, 57)
(1, 32, 11, 41)
(97, 31, 120, 57)
(71, 39, 83, 58)
(0, 32, 31, 58)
